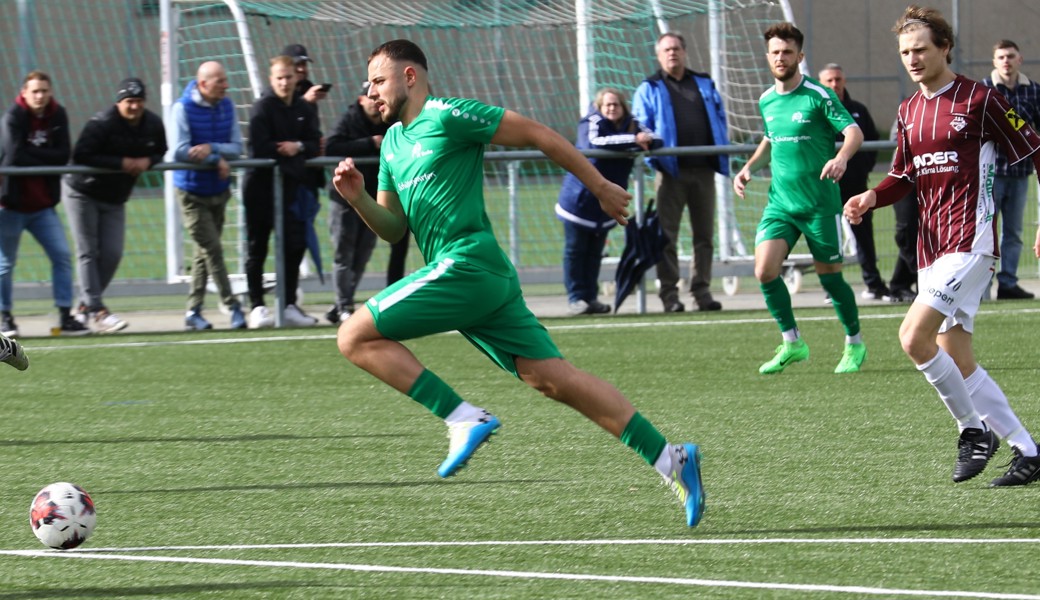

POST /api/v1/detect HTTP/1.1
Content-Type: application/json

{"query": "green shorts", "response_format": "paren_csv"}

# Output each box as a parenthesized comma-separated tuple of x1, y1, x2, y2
(754, 205, 844, 264)
(365, 257, 563, 376)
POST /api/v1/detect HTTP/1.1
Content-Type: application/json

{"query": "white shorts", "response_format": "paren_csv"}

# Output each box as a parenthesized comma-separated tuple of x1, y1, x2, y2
(916, 253, 996, 335)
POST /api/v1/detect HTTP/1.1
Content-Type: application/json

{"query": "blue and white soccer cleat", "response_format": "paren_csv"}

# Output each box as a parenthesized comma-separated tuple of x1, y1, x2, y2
(668, 443, 705, 527)
(437, 413, 501, 478)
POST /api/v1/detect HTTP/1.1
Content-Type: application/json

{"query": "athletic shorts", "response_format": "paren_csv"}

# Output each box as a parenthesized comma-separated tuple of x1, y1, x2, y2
(365, 257, 563, 376)
(916, 252, 995, 335)
(755, 205, 844, 264)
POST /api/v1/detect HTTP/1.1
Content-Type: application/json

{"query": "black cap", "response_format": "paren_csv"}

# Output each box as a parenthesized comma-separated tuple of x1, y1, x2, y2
(282, 43, 312, 63)
(360, 81, 371, 96)
(115, 77, 146, 102)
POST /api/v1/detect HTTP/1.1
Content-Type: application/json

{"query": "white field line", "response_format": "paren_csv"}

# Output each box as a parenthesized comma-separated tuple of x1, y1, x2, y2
(1, 544, 1039, 600)
(21, 305, 1040, 350)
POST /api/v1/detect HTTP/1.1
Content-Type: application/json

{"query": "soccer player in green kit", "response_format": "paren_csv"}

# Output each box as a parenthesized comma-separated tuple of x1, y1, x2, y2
(331, 40, 705, 527)
(734, 22, 867, 375)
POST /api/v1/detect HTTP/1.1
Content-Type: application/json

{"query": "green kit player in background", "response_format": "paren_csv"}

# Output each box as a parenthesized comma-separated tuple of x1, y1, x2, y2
(734, 22, 867, 375)
(331, 39, 705, 527)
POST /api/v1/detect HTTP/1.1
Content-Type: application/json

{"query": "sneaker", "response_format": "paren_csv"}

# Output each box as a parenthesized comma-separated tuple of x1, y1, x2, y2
(696, 299, 722, 311)
(437, 412, 501, 478)
(1, 314, 18, 338)
(93, 309, 128, 334)
(834, 343, 867, 374)
(567, 300, 591, 316)
(664, 443, 705, 527)
(861, 287, 891, 301)
(588, 299, 612, 314)
(340, 310, 353, 323)
(184, 309, 213, 331)
(229, 305, 247, 330)
(74, 303, 91, 326)
(759, 339, 810, 374)
(325, 305, 341, 325)
(58, 316, 91, 336)
(952, 427, 999, 483)
(990, 445, 1040, 487)
(283, 304, 318, 327)
(663, 299, 686, 313)
(0, 332, 28, 371)
(996, 284, 1035, 300)
(249, 305, 274, 329)
(885, 288, 916, 303)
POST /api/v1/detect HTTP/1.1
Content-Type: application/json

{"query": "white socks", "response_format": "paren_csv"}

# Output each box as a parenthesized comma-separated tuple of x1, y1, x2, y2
(965, 366, 1038, 457)
(444, 402, 486, 426)
(654, 444, 676, 479)
(917, 347, 984, 431)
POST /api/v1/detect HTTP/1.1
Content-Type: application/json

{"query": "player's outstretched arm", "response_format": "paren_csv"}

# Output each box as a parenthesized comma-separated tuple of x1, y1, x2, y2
(843, 189, 876, 225)
(332, 158, 407, 243)
(491, 110, 631, 225)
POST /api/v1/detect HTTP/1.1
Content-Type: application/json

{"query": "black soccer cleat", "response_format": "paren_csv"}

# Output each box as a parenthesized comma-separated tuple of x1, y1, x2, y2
(989, 445, 1040, 487)
(952, 427, 999, 483)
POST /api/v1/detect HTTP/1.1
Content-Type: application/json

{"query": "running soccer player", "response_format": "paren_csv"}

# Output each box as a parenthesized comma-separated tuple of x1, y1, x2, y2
(331, 39, 705, 526)
(733, 22, 866, 375)
(845, 5, 1040, 487)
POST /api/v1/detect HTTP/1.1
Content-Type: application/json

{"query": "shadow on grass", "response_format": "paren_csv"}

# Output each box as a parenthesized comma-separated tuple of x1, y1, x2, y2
(715, 521, 1040, 536)
(0, 432, 404, 447)
(100, 478, 560, 495)
(0, 581, 361, 599)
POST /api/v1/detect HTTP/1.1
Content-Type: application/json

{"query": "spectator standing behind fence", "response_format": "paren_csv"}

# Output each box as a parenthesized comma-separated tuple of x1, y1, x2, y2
(323, 81, 390, 325)
(63, 78, 167, 334)
(0, 71, 88, 338)
(242, 55, 323, 329)
(556, 88, 660, 316)
(818, 63, 886, 301)
(982, 39, 1040, 301)
(168, 61, 246, 331)
(633, 32, 729, 313)
(733, 23, 866, 375)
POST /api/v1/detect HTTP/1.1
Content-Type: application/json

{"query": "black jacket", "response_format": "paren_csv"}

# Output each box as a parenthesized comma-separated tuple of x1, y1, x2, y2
(0, 99, 70, 211)
(836, 90, 879, 199)
(242, 88, 322, 207)
(66, 105, 167, 204)
(325, 100, 388, 206)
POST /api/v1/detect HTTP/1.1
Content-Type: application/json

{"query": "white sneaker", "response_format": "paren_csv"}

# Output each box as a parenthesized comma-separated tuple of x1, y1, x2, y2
(249, 305, 274, 329)
(283, 304, 318, 327)
(93, 310, 128, 333)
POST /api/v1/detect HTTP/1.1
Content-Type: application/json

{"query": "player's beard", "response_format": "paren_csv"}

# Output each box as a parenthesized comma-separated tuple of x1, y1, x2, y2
(771, 63, 798, 82)
(379, 92, 406, 125)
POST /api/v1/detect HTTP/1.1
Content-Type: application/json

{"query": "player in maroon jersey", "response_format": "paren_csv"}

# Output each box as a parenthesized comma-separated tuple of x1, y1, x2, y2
(845, 5, 1040, 487)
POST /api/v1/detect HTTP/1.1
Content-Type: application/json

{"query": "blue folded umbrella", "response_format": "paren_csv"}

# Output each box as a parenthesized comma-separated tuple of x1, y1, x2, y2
(289, 186, 324, 285)
(613, 200, 667, 313)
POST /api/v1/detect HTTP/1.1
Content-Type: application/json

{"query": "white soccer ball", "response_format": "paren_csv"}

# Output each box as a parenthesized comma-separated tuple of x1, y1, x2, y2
(29, 482, 96, 549)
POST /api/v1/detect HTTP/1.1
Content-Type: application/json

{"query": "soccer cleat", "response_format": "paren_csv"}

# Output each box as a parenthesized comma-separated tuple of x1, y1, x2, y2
(93, 309, 128, 334)
(952, 427, 999, 483)
(834, 343, 867, 374)
(665, 443, 705, 527)
(989, 445, 1040, 487)
(249, 305, 274, 329)
(184, 309, 213, 331)
(230, 305, 247, 329)
(0, 332, 28, 371)
(759, 339, 810, 374)
(437, 412, 501, 478)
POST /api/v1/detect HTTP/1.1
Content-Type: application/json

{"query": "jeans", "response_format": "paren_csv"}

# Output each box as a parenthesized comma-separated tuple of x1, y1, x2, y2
(992, 175, 1029, 288)
(63, 181, 126, 310)
(562, 220, 609, 304)
(0, 206, 74, 311)
(329, 200, 377, 310)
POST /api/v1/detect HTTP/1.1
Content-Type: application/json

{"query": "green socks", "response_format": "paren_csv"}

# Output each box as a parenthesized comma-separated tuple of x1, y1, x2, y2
(761, 276, 797, 332)
(819, 272, 861, 337)
(620, 411, 669, 467)
(407, 369, 464, 419)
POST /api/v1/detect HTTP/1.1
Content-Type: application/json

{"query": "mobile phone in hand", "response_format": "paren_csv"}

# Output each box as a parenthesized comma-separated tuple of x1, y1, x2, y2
(318, 83, 333, 92)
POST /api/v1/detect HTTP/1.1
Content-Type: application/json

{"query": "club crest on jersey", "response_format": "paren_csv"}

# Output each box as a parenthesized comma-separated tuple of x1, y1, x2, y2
(791, 111, 810, 124)
(1005, 107, 1026, 131)
(950, 116, 967, 132)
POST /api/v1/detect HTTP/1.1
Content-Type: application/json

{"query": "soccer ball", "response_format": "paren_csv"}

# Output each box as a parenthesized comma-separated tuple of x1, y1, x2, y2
(29, 482, 96, 549)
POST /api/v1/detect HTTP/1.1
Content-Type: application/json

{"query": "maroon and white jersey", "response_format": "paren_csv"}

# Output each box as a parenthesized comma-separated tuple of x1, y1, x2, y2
(891, 74, 1040, 268)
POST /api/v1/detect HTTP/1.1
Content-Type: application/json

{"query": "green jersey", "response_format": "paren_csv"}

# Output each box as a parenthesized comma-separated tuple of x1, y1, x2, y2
(759, 75, 857, 217)
(377, 96, 510, 275)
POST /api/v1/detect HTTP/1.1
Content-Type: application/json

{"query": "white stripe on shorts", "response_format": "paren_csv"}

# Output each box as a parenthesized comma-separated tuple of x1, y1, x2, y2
(372, 258, 455, 313)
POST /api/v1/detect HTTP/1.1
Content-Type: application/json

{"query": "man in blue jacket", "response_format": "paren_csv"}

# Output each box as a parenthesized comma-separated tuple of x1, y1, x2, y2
(633, 32, 729, 313)
(167, 61, 246, 330)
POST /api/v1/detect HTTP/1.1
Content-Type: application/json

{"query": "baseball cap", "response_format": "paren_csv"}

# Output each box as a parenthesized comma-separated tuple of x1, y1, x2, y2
(360, 81, 371, 96)
(282, 43, 312, 63)
(115, 77, 146, 102)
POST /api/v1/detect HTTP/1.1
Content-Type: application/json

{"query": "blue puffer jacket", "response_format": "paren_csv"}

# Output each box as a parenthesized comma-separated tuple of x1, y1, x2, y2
(555, 110, 661, 230)
(632, 70, 729, 177)
(173, 81, 237, 196)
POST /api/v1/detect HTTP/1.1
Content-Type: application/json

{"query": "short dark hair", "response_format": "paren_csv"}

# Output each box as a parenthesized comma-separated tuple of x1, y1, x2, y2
(763, 22, 803, 51)
(893, 5, 955, 65)
(23, 70, 51, 87)
(994, 39, 1020, 53)
(369, 39, 428, 72)
(656, 32, 686, 50)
